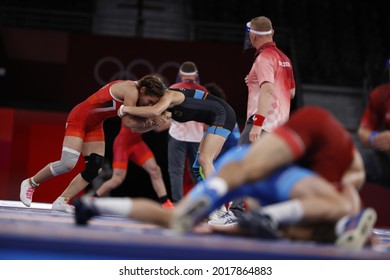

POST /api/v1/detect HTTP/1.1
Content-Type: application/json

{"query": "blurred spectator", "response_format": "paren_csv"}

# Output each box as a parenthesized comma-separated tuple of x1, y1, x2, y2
(357, 58, 390, 187)
(168, 62, 206, 203)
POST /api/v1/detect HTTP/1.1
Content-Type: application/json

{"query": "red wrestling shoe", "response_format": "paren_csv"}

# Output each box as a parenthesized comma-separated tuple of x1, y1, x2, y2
(162, 199, 175, 209)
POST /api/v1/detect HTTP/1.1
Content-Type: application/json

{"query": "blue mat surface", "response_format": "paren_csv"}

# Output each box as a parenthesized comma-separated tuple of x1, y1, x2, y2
(1, 201, 390, 260)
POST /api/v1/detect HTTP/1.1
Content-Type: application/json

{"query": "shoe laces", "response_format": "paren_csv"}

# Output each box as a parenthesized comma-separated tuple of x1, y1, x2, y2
(26, 187, 35, 200)
(220, 210, 236, 219)
(218, 211, 231, 219)
(223, 217, 238, 225)
(216, 211, 237, 224)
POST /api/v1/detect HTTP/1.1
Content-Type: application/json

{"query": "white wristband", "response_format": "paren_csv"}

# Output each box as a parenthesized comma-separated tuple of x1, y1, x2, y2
(118, 105, 125, 118)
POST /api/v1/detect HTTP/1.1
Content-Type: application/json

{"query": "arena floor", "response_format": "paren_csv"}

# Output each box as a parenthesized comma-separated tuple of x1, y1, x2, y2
(1, 200, 390, 260)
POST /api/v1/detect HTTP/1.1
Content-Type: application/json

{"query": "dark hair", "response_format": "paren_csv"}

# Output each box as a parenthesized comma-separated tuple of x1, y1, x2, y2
(137, 75, 166, 98)
(204, 82, 226, 101)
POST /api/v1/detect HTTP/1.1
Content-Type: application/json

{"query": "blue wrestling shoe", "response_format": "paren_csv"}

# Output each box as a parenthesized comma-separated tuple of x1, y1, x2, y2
(171, 177, 226, 234)
(74, 197, 99, 226)
(335, 207, 377, 250)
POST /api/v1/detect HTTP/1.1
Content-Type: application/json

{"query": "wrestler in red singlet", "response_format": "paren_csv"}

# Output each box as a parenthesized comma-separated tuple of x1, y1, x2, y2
(273, 106, 354, 184)
(65, 80, 127, 142)
(112, 125, 154, 170)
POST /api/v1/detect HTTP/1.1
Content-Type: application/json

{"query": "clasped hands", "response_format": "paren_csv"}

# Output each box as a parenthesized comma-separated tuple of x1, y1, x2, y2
(118, 105, 171, 128)
(149, 111, 172, 127)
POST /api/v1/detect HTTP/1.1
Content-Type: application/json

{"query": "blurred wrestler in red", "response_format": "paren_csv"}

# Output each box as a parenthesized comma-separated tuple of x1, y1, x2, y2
(75, 106, 376, 249)
(93, 124, 174, 208)
(358, 58, 390, 187)
(171, 106, 374, 249)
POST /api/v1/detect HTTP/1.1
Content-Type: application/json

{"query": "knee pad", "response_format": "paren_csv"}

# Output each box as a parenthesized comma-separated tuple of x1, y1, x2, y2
(50, 148, 80, 176)
(81, 153, 104, 183)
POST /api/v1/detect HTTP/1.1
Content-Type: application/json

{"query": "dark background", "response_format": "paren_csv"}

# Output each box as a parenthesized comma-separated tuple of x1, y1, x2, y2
(1, 0, 390, 201)
(1, 0, 389, 89)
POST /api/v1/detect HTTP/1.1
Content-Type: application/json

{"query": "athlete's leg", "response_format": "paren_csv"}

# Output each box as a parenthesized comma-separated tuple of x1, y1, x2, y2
(20, 135, 83, 207)
(194, 133, 225, 179)
(172, 146, 251, 233)
(218, 133, 294, 191)
(142, 157, 167, 198)
(33, 136, 83, 184)
(172, 164, 345, 234)
(75, 197, 172, 228)
(59, 140, 105, 200)
(95, 168, 126, 197)
(131, 198, 173, 227)
(233, 172, 363, 244)
(130, 140, 172, 207)
(229, 124, 265, 219)
(270, 175, 353, 224)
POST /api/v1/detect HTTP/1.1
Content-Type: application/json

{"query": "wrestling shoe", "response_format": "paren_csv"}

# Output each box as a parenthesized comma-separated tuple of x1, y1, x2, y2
(237, 210, 279, 240)
(208, 204, 227, 220)
(20, 178, 36, 207)
(335, 207, 377, 250)
(162, 199, 175, 209)
(51, 197, 75, 214)
(208, 210, 238, 226)
(171, 177, 227, 234)
(74, 197, 99, 225)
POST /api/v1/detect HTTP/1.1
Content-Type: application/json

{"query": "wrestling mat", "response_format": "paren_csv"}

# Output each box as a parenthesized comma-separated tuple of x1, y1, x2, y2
(1, 200, 390, 260)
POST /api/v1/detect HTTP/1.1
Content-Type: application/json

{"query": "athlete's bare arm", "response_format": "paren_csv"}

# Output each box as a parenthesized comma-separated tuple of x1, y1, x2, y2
(121, 90, 182, 117)
(111, 81, 156, 130)
(357, 126, 372, 147)
(358, 125, 390, 151)
(128, 112, 171, 133)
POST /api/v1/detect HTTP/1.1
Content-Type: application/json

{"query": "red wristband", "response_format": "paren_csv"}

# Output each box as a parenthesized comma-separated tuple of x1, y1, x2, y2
(253, 114, 265, 126)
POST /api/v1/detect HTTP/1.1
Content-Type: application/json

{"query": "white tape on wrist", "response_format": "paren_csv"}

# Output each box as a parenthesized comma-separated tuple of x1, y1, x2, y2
(118, 105, 125, 118)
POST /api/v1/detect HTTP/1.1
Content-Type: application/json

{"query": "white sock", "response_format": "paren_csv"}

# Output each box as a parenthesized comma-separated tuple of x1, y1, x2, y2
(30, 177, 39, 187)
(206, 177, 228, 196)
(261, 199, 304, 225)
(93, 198, 133, 217)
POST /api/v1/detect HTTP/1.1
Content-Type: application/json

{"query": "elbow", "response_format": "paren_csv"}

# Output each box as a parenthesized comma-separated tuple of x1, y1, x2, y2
(122, 116, 133, 129)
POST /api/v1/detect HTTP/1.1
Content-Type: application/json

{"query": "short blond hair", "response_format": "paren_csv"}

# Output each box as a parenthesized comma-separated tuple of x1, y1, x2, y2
(250, 16, 273, 33)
